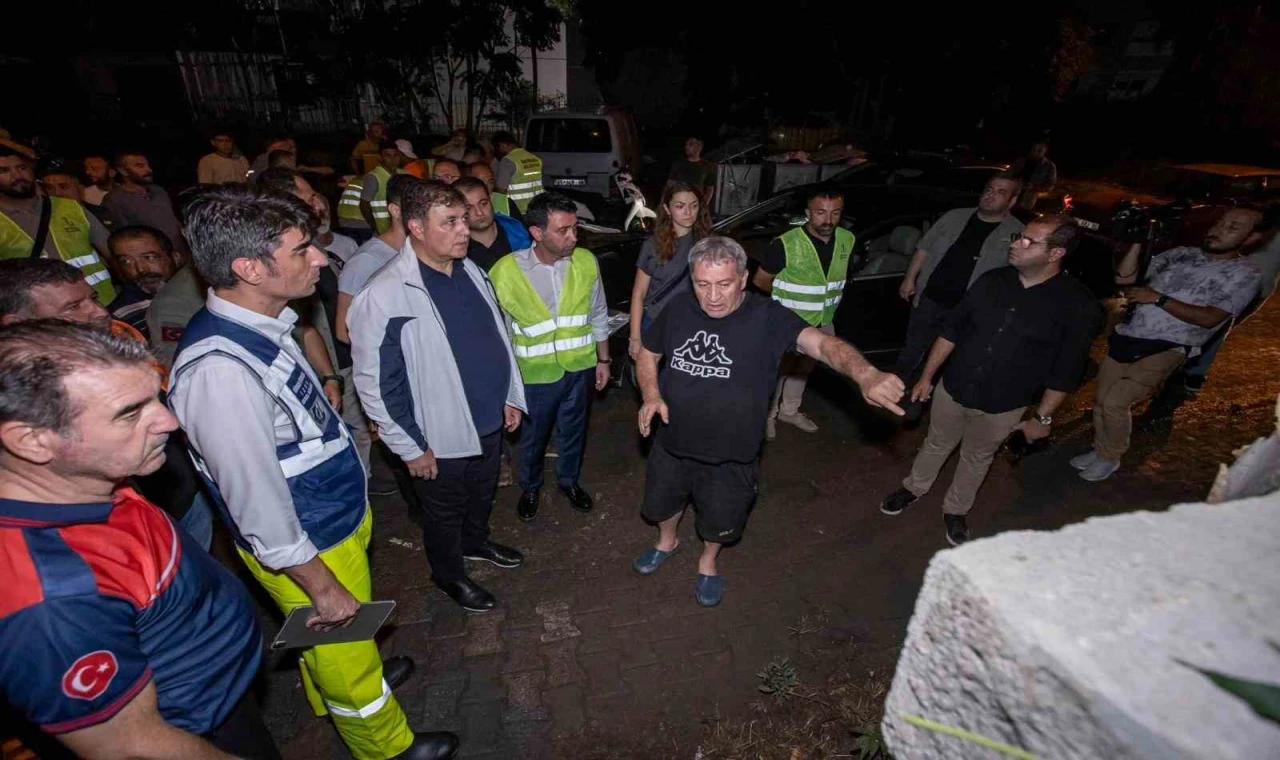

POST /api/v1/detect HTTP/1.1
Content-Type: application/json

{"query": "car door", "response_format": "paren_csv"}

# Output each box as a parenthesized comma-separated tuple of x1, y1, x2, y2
(833, 212, 940, 358)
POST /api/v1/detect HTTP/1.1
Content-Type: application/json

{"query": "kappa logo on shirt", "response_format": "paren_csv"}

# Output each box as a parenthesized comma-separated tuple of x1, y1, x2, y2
(671, 330, 733, 379)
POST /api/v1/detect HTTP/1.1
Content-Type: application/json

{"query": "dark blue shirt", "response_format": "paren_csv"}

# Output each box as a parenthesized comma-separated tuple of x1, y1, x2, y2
(419, 261, 510, 435)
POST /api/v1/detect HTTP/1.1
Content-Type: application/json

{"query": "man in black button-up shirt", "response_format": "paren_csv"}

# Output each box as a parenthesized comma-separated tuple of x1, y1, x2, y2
(879, 215, 1103, 546)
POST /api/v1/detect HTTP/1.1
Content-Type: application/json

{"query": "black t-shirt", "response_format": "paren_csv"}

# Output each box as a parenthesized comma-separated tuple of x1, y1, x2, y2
(668, 158, 717, 192)
(467, 224, 513, 272)
(923, 214, 1000, 308)
(313, 262, 351, 369)
(760, 228, 835, 276)
(643, 291, 808, 463)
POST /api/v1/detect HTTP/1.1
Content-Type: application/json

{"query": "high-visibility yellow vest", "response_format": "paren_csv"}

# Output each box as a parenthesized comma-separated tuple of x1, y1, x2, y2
(491, 191, 511, 216)
(503, 148, 543, 212)
(771, 227, 855, 327)
(0, 197, 116, 303)
(489, 248, 598, 385)
(367, 166, 393, 234)
(336, 175, 365, 225)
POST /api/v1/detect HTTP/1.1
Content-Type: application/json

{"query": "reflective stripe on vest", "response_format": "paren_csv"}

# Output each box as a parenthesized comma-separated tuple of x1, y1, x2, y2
(772, 227, 855, 327)
(169, 307, 368, 554)
(369, 166, 393, 232)
(491, 192, 511, 216)
(489, 248, 598, 384)
(337, 175, 365, 222)
(504, 148, 543, 211)
(0, 197, 116, 303)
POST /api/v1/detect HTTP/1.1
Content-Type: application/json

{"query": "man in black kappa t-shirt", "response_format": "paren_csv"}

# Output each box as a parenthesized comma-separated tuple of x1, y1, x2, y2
(632, 236, 905, 607)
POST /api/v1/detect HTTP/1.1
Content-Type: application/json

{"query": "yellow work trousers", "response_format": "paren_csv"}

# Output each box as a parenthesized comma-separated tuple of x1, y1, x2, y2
(239, 509, 414, 759)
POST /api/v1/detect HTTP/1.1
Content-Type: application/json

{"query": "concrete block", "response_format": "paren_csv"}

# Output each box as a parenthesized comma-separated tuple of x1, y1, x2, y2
(883, 493, 1280, 759)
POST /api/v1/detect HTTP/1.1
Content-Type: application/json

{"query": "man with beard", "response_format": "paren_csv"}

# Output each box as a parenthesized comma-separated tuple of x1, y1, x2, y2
(0, 144, 115, 303)
(101, 151, 186, 254)
(82, 155, 116, 206)
(1072, 207, 1265, 482)
(466, 162, 520, 221)
(107, 226, 182, 341)
(456, 176, 530, 272)
(753, 186, 855, 437)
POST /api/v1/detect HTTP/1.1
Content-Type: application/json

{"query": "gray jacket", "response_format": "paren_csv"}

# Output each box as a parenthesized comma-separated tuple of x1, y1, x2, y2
(913, 208, 1024, 307)
(347, 240, 527, 461)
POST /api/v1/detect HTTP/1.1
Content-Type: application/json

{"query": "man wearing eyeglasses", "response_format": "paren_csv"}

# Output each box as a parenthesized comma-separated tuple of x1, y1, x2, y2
(879, 215, 1103, 546)
(895, 174, 1025, 394)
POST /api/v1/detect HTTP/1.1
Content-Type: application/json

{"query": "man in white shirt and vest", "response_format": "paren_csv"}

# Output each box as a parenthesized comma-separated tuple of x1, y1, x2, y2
(491, 131, 543, 214)
(753, 186, 855, 438)
(168, 186, 459, 760)
(489, 192, 611, 522)
(0, 144, 115, 304)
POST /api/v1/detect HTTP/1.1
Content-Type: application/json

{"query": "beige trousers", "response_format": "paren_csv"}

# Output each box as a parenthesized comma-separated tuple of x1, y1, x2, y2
(903, 383, 1025, 516)
(1091, 350, 1185, 462)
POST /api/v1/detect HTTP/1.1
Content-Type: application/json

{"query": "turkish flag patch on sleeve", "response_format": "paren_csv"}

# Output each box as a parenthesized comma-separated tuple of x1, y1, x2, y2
(160, 325, 186, 343)
(62, 651, 119, 700)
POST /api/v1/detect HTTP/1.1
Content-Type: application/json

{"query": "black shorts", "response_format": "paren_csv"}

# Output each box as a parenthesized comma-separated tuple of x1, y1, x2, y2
(641, 444, 757, 544)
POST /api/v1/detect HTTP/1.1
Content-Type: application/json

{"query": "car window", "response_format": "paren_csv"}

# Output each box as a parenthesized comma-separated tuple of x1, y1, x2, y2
(716, 194, 806, 238)
(526, 118, 613, 153)
(852, 213, 937, 279)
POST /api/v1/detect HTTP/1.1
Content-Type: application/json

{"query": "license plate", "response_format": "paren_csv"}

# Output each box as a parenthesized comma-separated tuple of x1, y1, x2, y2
(1075, 218, 1101, 231)
(552, 177, 586, 187)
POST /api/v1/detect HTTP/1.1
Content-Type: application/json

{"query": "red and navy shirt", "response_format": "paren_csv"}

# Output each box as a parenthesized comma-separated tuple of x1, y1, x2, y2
(0, 488, 263, 736)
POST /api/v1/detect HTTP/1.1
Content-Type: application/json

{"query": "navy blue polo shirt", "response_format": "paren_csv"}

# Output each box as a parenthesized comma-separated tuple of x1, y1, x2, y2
(419, 260, 510, 436)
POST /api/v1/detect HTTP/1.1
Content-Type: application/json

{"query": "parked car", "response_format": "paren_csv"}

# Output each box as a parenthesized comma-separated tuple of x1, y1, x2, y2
(584, 174, 1007, 379)
(525, 107, 641, 197)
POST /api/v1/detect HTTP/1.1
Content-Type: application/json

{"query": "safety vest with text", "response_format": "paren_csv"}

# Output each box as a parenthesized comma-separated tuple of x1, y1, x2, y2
(489, 248, 598, 385)
(0, 197, 116, 303)
(503, 148, 543, 212)
(771, 226, 855, 327)
(336, 175, 366, 226)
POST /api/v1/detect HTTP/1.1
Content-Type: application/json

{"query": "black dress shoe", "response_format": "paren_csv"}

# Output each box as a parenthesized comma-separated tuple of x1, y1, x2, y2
(559, 484, 593, 513)
(392, 731, 459, 760)
(517, 489, 540, 522)
(437, 578, 496, 613)
(383, 655, 415, 691)
(463, 541, 524, 568)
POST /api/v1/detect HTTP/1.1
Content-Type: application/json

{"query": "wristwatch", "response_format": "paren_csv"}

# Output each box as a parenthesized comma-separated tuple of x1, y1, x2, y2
(1155, 293, 1170, 309)
(1034, 414, 1053, 426)
(320, 374, 344, 393)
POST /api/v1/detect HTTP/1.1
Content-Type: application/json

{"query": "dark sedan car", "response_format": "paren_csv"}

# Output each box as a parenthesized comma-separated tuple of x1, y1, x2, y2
(584, 171, 1000, 380)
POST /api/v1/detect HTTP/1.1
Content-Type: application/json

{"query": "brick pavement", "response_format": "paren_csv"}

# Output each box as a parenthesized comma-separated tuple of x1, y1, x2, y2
(263, 297, 1280, 759)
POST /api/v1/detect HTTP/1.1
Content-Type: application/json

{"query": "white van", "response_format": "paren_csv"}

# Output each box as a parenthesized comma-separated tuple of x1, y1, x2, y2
(524, 108, 641, 197)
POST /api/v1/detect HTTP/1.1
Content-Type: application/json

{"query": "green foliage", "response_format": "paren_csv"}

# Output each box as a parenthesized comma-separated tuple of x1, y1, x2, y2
(756, 658, 801, 701)
(852, 723, 887, 759)
(1179, 651, 1280, 725)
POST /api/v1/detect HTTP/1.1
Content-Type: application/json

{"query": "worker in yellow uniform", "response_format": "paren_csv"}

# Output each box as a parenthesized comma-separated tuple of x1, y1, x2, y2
(169, 185, 459, 760)
(489, 192, 610, 522)
(360, 140, 405, 235)
(752, 186, 855, 439)
(0, 144, 116, 303)
(491, 131, 543, 213)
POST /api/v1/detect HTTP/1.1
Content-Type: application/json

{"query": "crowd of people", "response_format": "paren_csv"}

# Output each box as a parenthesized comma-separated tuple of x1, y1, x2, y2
(0, 120, 1277, 760)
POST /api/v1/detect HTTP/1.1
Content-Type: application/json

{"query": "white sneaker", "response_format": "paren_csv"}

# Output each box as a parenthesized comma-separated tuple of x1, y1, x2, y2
(765, 416, 777, 441)
(1069, 449, 1100, 470)
(776, 411, 818, 433)
(1079, 458, 1121, 482)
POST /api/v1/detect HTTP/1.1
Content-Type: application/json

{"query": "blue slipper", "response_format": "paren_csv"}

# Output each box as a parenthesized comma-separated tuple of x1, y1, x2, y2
(695, 574, 724, 607)
(633, 544, 679, 575)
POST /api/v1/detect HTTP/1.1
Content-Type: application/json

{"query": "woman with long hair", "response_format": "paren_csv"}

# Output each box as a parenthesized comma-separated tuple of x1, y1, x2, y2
(627, 180, 713, 359)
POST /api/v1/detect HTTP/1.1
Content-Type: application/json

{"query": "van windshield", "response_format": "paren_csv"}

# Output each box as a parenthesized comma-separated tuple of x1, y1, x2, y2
(527, 119, 613, 153)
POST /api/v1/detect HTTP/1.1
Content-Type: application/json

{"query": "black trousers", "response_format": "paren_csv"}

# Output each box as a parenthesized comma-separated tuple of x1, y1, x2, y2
(204, 690, 281, 760)
(894, 296, 954, 386)
(413, 430, 502, 585)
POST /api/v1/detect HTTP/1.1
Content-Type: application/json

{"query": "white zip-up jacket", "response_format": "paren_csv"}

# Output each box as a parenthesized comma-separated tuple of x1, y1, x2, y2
(348, 239, 527, 461)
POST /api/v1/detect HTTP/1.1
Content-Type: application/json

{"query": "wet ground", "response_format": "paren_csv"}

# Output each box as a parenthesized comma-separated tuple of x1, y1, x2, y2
(263, 296, 1280, 759)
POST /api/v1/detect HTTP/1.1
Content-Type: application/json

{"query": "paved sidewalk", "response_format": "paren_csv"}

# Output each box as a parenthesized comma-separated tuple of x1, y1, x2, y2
(263, 298, 1280, 759)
